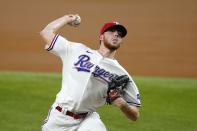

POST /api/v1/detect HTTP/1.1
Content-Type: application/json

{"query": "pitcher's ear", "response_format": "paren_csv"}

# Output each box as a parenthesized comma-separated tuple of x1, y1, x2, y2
(99, 35, 104, 41)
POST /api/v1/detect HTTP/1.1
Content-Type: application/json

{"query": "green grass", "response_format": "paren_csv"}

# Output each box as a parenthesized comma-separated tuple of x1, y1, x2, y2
(0, 71, 197, 131)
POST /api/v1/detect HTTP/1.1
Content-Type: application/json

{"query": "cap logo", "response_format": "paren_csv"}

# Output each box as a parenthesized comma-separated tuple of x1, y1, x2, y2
(113, 22, 119, 25)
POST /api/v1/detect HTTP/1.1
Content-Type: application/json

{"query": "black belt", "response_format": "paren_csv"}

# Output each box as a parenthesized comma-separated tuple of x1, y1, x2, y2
(55, 106, 88, 119)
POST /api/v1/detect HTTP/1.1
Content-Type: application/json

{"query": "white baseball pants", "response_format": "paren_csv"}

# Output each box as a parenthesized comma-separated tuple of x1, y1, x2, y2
(41, 106, 107, 131)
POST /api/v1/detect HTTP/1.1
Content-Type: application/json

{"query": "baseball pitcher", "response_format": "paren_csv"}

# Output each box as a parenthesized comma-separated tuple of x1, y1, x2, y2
(40, 14, 141, 131)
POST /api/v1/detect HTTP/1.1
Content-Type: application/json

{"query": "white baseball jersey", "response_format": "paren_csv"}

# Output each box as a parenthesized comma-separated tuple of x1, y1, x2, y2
(46, 34, 141, 113)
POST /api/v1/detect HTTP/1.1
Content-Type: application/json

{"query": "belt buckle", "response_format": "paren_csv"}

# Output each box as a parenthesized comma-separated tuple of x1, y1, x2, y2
(73, 114, 80, 119)
(66, 111, 86, 119)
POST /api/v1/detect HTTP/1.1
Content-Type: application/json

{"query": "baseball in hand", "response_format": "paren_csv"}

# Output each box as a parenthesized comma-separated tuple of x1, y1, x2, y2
(71, 15, 81, 26)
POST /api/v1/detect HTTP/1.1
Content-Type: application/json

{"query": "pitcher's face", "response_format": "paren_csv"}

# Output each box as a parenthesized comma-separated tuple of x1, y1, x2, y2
(100, 28, 123, 50)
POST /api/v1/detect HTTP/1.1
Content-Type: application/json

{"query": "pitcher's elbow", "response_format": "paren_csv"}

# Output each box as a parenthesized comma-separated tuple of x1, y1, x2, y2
(130, 112, 140, 121)
(40, 29, 47, 37)
(133, 113, 140, 121)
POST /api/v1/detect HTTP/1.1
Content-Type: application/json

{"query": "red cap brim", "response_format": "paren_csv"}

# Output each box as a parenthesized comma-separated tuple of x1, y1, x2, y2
(100, 22, 127, 37)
